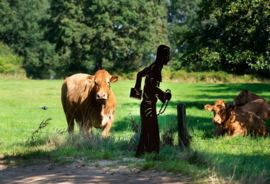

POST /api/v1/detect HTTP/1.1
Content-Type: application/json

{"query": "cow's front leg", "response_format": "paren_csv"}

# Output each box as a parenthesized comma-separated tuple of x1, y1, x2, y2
(102, 116, 114, 138)
(88, 125, 92, 137)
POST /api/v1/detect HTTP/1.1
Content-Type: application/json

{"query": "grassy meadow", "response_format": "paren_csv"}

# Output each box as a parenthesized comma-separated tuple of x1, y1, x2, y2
(0, 78, 270, 183)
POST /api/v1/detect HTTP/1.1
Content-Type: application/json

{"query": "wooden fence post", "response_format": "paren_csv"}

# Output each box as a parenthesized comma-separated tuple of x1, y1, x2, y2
(177, 103, 189, 148)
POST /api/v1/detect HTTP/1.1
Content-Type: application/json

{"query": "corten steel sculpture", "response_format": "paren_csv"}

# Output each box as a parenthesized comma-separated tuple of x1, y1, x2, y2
(131, 45, 172, 157)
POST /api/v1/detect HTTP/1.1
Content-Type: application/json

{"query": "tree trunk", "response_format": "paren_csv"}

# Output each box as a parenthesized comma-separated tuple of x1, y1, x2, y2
(95, 58, 102, 71)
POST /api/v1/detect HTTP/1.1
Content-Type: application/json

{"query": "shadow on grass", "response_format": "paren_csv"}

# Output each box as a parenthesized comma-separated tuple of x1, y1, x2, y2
(2, 132, 270, 183)
(114, 100, 215, 137)
(192, 83, 270, 101)
(114, 96, 270, 141)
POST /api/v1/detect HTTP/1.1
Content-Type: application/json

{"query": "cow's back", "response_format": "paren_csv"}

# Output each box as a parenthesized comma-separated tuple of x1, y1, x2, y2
(61, 73, 93, 122)
(240, 99, 270, 120)
(233, 107, 267, 136)
(233, 89, 266, 106)
(247, 92, 266, 102)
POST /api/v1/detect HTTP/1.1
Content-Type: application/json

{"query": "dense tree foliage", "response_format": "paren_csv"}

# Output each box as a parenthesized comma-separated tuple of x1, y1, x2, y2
(0, 0, 58, 78)
(0, 0, 270, 78)
(46, 0, 168, 75)
(167, 0, 200, 70)
(179, 0, 270, 74)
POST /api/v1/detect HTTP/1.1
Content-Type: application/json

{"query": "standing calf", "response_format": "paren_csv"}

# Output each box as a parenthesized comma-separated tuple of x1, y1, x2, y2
(61, 70, 119, 138)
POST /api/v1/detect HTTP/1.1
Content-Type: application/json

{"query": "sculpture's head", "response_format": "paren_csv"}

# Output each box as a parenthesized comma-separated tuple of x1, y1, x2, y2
(156, 45, 170, 65)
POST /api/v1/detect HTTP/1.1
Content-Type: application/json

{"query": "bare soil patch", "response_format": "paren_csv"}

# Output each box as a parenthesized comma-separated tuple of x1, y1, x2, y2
(0, 158, 197, 184)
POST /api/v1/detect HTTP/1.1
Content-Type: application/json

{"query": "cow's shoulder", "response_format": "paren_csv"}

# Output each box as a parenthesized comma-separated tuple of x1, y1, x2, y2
(233, 106, 249, 115)
(231, 107, 251, 122)
(252, 98, 266, 103)
(248, 91, 266, 101)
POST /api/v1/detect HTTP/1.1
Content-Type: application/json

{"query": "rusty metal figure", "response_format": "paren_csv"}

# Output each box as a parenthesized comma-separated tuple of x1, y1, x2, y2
(131, 45, 172, 157)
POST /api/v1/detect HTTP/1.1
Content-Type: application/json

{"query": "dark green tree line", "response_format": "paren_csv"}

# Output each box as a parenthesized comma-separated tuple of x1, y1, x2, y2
(178, 0, 270, 75)
(46, 0, 168, 76)
(167, 0, 200, 70)
(0, 0, 58, 78)
(1, 0, 270, 78)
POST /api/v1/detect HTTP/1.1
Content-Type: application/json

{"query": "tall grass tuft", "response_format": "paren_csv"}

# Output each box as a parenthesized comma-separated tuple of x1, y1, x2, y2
(161, 122, 175, 147)
(26, 118, 52, 144)
(128, 112, 141, 151)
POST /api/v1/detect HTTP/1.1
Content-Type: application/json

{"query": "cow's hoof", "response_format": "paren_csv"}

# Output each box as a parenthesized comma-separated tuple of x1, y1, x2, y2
(102, 132, 108, 139)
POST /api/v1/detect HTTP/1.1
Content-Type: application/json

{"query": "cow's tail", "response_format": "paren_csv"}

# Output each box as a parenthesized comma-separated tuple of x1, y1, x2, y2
(61, 82, 68, 114)
(267, 107, 270, 120)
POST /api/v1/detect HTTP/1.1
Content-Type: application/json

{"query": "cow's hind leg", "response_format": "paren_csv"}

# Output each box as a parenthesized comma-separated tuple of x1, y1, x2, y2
(66, 113, 75, 134)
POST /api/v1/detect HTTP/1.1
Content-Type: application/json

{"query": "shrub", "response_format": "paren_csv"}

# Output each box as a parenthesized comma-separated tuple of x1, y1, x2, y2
(0, 42, 26, 77)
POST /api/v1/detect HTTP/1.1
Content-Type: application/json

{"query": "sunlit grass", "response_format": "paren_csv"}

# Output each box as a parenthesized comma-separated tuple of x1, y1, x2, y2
(0, 79, 270, 182)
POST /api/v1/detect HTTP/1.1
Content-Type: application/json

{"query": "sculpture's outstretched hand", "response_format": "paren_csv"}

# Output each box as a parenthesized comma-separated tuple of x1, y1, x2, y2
(165, 91, 172, 101)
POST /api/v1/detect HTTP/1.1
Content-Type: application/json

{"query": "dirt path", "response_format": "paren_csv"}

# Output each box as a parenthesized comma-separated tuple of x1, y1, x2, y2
(0, 158, 195, 184)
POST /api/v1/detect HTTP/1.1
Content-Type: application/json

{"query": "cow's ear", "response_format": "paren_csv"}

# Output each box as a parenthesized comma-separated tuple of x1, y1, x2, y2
(204, 104, 213, 111)
(227, 105, 236, 112)
(110, 75, 119, 83)
(87, 75, 94, 83)
(243, 88, 248, 96)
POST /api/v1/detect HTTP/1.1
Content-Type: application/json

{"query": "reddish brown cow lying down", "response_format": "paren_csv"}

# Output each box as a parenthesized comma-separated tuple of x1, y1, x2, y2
(61, 70, 119, 138)
(232, 88, 266, 106)
(205, 100, 267, 137)
(239, 99, 270, 120)
(232, 89, 270, 120)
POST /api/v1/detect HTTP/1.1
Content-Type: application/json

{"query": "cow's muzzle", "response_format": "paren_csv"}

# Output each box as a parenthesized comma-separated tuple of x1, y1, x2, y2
(97, 93, 107, 100)
(213, 118, 221, 125)
(232, 100, 238, 106)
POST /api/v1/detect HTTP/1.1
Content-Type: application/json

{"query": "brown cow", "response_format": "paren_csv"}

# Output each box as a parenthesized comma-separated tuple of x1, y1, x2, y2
(232, 88, 266, 106)
(239, 99, 270, 120)
(205, 100, 267, 137)
(232, 88, 270, 120)
(61, 70, 119, 138)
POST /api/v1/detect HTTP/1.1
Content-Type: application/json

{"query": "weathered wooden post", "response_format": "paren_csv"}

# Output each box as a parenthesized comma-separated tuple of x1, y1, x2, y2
(177, 103, 190, 148)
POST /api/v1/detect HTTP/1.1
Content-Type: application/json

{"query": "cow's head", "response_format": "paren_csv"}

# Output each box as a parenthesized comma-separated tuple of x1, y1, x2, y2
(232, 88, 249, 106)
(204, 100, 235, 126)
(88, 70, 118, 101)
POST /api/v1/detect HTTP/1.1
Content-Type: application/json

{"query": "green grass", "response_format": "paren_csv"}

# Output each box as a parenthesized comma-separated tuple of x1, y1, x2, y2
(0, 79, 270, 183)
